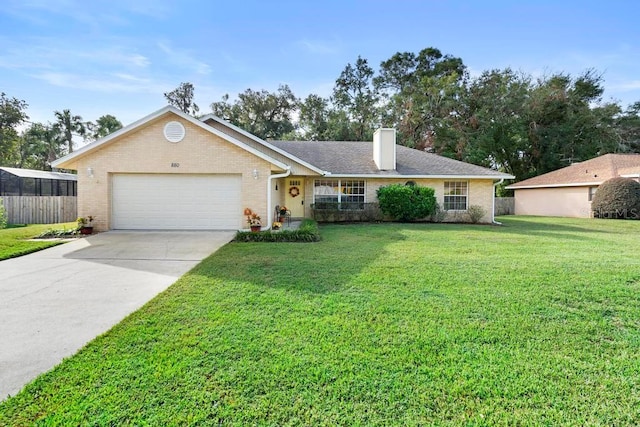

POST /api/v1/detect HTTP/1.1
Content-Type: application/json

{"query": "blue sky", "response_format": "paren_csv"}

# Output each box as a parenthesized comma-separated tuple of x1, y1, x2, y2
(1, 0, 639, 127)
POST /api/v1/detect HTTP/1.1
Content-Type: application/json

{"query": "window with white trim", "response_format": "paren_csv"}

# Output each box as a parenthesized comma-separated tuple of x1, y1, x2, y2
(588, 186, 597, 202)
(314, 179, 365, 207)
(444, 181, 468, 210)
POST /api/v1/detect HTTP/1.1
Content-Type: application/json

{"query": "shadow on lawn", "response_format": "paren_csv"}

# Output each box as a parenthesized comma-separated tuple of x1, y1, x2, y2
(493, 216, 611, 240)
(191, 224, 408, 295)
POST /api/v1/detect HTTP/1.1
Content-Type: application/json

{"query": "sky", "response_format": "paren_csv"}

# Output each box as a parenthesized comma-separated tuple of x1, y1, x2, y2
(1, 0, 639, 128)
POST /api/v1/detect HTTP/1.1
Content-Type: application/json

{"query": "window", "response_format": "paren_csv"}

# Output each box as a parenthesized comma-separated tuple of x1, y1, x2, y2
(588, 186, 597, 202)
(444, 181, 468, 210)
(314, 179, 365, 208)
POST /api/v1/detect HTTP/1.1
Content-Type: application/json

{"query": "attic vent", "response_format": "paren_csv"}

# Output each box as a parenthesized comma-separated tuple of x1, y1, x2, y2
(163, 121, 185, 143)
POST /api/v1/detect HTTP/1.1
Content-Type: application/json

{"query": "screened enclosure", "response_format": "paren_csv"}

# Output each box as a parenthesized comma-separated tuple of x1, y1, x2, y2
(0, 167, 77, 196)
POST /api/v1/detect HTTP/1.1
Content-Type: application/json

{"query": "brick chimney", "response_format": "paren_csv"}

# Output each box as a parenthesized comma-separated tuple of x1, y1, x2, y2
(373, 128, 396, 170)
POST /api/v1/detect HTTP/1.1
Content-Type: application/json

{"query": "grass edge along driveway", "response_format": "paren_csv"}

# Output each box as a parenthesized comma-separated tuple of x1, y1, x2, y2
(0, 223, 76, 261)
(1, 217, 639, 425)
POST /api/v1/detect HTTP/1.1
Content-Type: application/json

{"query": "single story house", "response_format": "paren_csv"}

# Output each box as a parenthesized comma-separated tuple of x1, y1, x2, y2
(51, 106, 513, 231)
(506, 153, 640, 218)
(0, 167, 77, 196)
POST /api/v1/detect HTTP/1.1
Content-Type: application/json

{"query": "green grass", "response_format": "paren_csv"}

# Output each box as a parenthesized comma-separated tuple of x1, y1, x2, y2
(1, 217, 639, 425)
(0, 223, 76, 260)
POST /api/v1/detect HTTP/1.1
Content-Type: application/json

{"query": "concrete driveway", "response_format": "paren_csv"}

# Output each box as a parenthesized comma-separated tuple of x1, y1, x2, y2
(0, 231, 234, 401)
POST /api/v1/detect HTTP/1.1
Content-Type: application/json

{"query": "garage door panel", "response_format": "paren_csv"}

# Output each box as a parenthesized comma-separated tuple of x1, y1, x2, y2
(112, 174, 241, 230)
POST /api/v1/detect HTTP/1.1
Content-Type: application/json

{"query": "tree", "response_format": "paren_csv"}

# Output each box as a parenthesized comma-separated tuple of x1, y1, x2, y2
(210, 85, 298, 140)
(525, 70, 619, 176)
(298, 94, 330, 140)
(88, 114, 123, 140)
(616, 101, 640, 153)
(54, 109, 86, 153)
(374, 48, 467, 149)
(332, 56, 380, 141)
(18, 122, 65, 170)
(0, 93, 29, 166)
(164, 82, 199, 115)
(460, 69, 531, 177)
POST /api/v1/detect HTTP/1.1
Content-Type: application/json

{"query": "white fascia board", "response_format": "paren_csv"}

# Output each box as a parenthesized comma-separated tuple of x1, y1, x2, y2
(325, 174, 515, 180)
(506, 181, 602, 190)
(200, 114, 326, 175)
(52, 106, 289, 171)
(620, 173, 640, 178)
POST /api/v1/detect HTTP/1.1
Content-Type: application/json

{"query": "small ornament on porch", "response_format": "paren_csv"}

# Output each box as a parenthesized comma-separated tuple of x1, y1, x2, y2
(279, 206, 288, 222)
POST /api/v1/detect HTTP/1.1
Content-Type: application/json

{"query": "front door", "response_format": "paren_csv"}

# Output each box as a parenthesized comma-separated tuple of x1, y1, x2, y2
(285, 178, 305, 218)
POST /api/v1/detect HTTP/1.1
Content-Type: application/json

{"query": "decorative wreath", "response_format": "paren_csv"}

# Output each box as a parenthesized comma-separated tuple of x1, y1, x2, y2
(288, 186, 300, 197)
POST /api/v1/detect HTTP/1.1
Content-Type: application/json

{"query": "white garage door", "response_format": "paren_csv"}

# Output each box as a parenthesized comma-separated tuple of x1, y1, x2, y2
(112, 174, 241, 230)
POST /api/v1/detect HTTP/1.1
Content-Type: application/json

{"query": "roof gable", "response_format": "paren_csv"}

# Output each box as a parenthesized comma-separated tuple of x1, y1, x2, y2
(507, 154, 640, 189)
(52, 106, 289, 171)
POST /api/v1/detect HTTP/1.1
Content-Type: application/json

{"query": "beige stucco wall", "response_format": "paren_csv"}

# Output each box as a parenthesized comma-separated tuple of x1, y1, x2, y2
(64, 112, 274, 231)
(303, 177, 496, 223)
(514, 186, 592, 218)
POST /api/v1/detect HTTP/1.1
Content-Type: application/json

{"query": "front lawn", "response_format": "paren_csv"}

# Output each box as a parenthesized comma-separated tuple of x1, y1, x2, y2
(0, 223, 76, 261)
(1, 217, 639, 425)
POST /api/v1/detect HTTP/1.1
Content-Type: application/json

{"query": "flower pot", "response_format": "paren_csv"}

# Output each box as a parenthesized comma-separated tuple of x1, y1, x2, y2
(250, 225, 261, 232)
(279, 215, 285, 222)
(80, 226, 93, 235)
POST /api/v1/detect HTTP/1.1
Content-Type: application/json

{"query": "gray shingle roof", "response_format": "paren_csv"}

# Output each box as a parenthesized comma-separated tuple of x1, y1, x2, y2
(269, 141, 511, 178)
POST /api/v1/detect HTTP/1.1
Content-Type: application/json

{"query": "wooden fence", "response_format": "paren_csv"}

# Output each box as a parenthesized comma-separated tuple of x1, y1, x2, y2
(495, 197, 515, 215)
(0, 196, 77, 224)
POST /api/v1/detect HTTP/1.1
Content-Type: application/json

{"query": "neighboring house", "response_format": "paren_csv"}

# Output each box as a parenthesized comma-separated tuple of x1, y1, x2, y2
(51, 106, 513, 231)
(506, 154, 640, 218)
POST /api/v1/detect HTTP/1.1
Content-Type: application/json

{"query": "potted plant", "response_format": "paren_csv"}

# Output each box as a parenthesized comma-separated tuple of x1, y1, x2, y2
(272, 221, 282, 230)
(245, 209, 262, 232)
(77, 216, 94, 235)
(279, 206, 288, 222)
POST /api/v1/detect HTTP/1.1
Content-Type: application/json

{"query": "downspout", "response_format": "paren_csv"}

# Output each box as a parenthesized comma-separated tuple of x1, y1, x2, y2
(264, 167, 291, 230)
(492, 179, 505, 225)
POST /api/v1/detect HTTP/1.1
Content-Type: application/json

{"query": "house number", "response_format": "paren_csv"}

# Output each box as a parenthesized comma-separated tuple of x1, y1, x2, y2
(171, 163, 180, 167)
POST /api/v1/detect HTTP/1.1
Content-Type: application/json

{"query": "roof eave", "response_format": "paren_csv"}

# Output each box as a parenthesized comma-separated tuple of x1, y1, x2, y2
(506, 181, 602, 190)
(322, 173, 515, 179)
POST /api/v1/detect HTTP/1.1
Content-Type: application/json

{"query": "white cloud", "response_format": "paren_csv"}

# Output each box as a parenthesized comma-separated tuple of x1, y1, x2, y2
(609, 80, 640, 91)
(157, 41, 211, 75)
(32, 71, 167, 94)
(295, 39, 340, 55)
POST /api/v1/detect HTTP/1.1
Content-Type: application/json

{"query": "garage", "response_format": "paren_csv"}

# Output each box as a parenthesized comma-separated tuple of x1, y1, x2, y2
(112, 174, 241, 230)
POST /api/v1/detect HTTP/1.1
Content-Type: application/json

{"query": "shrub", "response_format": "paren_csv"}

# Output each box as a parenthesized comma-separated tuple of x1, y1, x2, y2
(377, 184, 436, 222)
(36, 227, 78, 238)
(0, 199, 7, 229)
(467, 205, 487, 223)
(591, 177, 640, 220)
(429, 203, 446, 223)
(235, 219, 321, 242)
(311, 203, 383, 222)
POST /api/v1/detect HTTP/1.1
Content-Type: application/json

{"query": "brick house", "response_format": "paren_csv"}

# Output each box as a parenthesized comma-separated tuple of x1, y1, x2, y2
(52, 106, 513, 231)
